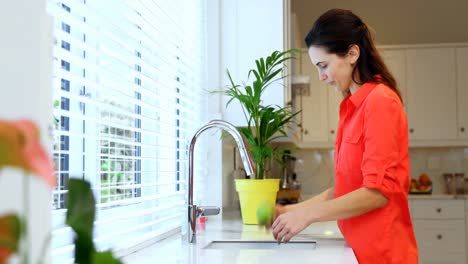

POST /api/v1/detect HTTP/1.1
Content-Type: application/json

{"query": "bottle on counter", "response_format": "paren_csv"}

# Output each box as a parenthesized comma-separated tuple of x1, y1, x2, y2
(443, 173, 455, 194)
(455, 173, 465, 194)
(291, 173, 301, 190)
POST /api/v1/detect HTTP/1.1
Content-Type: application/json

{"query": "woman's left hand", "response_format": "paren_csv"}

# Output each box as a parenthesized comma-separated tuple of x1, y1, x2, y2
(271, 207, 310, 243)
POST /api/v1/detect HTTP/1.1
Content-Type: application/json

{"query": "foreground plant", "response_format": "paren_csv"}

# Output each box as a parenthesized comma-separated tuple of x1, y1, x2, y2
(0, 119, 55, 264)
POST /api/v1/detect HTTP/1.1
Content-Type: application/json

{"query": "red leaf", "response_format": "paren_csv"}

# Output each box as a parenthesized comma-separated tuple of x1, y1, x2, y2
(0, 120, 55, 187)
(0, 214, 21, 263)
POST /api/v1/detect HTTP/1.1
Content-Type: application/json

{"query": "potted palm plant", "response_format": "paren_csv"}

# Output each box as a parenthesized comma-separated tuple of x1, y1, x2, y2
(222, 49, 300, 224)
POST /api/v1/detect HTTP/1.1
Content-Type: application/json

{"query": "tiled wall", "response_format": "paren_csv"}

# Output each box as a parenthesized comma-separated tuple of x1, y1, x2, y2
(408, 148, 468, 194)
(222, 142, 468, 208)
(285, 147, 468, 197)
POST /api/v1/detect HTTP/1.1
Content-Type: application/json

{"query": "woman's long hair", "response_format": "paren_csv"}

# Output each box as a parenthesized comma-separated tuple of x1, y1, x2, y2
(305, 9, 403, 103)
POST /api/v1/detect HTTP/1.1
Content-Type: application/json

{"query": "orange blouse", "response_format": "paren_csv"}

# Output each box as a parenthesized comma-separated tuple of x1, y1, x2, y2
(334, 81, 418, 263)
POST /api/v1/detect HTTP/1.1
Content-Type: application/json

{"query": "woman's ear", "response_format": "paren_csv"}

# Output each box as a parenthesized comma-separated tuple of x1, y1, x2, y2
(347, 44, 360, 65)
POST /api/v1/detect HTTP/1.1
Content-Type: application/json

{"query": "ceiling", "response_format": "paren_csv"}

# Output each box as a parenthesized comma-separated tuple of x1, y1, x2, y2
(291, 0, 468, 47)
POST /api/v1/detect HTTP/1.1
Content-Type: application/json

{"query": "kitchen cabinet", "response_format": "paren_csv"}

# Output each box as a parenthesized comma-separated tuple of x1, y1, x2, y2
(327, 88, 341, 142)
(293, 44, 468, 147)
(406, 48, 458, 141)
(293, 50, 340, 147)
(411, 198, 466, 264)
(295, 50, 328, 143)
(380, 49, 407, 111)
(457, 47, 468, 139)
(220, 0, 284, 126)
(465, 200, 468, 264)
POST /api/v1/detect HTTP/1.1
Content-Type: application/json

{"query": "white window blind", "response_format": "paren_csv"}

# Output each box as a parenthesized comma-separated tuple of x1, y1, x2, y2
(47, 0, 208, 262)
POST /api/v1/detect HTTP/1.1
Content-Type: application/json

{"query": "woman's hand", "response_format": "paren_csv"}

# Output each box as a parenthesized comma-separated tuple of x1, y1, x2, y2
(275, 204, 288, 218)
(271, 207, 311, 243)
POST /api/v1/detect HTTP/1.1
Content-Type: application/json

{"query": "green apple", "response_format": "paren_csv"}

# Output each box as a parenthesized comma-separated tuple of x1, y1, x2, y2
(256, 201, 274, 226)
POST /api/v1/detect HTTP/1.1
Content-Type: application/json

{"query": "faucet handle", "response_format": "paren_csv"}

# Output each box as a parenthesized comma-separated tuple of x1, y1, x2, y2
(197, 206, 220, 217)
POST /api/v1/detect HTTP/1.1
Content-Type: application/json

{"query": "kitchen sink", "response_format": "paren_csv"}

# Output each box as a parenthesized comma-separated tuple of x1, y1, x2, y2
(203, 240, 317, 250)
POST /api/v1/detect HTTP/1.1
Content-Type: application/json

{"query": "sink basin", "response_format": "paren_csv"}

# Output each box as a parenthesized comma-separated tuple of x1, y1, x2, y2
(203, 240, 317, 250)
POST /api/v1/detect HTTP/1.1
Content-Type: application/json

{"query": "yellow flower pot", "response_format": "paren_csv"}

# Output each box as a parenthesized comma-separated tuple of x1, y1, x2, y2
(235, 179, 279, 225)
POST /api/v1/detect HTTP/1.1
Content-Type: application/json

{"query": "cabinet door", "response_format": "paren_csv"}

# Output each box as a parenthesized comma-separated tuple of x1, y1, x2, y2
(412, 199, 465, 219)
(456, 47, 468, 139)
(381, 49, 407, 111)
(298, 52, 329, 142)
(327, 87, 341, 142)
(413, 219, 466, 264)
(406, 48, 457, 140)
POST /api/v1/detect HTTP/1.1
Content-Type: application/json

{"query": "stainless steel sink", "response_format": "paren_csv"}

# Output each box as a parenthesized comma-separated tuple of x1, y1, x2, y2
(203, 240, 317, 250)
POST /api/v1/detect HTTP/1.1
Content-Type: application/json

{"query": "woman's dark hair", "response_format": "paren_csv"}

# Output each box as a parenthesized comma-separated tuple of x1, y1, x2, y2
(305, 9, 403, 102)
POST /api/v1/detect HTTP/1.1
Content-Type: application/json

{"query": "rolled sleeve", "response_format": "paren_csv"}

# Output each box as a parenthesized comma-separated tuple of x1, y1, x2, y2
(361, 95, 401, 199)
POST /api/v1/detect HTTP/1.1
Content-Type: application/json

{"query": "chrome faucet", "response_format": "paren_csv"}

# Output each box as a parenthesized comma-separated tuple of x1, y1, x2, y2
(186, 119, 255, 243)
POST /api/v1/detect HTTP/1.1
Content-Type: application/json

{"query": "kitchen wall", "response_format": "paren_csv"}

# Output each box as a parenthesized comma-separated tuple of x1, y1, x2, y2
(285, 147, 468, 197)
(291, 0, 468, 46)
(222, 144, 468, 208)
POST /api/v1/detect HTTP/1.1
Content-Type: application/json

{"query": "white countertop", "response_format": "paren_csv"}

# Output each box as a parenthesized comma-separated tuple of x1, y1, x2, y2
(409, 193, 468, 200)
(122, 211, 357, 264)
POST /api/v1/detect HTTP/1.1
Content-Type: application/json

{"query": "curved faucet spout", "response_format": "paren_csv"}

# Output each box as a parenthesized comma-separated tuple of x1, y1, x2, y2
(186, 119, 255, 243)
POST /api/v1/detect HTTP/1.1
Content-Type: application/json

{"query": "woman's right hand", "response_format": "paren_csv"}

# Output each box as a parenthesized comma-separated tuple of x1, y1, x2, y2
(275, 204, 288, 219)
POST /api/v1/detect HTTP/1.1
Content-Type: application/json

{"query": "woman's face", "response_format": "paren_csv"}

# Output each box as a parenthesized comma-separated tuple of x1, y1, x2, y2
(307, 45, 359, 93)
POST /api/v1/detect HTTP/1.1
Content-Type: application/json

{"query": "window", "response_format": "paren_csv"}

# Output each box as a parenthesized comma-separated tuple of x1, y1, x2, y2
(61, 40, 70, 51)
(61, 22, 70, 33)
(48, 0, 208, 262)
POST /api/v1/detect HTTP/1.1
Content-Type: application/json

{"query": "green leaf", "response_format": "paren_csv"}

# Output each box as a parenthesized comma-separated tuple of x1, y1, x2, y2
(248, 69, 261, 82)
(74, 233, 95, 264)
(66, 179, 95, 235)
(245, 85, 253, 97)
(255, 60, 264, 78)
(92, 251, 123, 264)
(66, 178, 96, 264)
(261, 68, 283, 89)
(0, 214, 21, 253)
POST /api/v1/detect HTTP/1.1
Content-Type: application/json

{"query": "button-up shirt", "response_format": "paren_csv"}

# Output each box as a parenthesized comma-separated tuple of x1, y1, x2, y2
(334, 81, 418, 263)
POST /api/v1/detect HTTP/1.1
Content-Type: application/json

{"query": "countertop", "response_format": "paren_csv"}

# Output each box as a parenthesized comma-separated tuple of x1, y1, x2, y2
(408, 193, 468, 200)
(122, 211, 357, 264)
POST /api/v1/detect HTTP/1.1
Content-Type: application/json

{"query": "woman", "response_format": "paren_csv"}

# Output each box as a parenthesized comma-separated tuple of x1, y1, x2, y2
(272, 9, 418, 263)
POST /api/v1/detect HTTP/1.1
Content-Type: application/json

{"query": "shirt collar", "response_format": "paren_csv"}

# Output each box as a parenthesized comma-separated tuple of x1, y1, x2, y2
(349, 81, 379, 108)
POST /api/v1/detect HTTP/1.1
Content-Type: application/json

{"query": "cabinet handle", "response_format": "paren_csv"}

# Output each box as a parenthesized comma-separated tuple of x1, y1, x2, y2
(436, 208, 442, 213)
(461, 127, 465, 132)
(437, 234, 442, 240)
(330, 130, 335, 134)
(409, 128, 414, 133)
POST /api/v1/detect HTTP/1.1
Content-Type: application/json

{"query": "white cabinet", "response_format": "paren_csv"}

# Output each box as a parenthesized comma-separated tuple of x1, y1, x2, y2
(465, 200, 468, 264)
(295, 51, 328, 143)
(327, 88, 341, 142)
(456, 47, 468, 139)
(414, 219, 466, 264)
(411, 199, 466, 264)
(406, 48, 458, 141)
(220, 0, 284, 126)
(381, 49, 407, 111)
(382, 46, 468, 146)
(294, 44, 468, 147)
(412, 199, 465, 219)
(293, 51, 340, 147)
